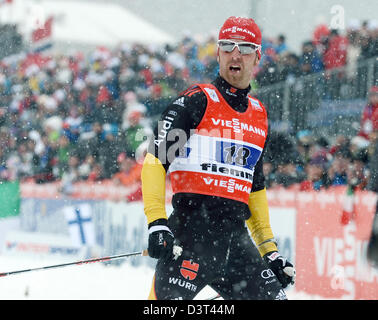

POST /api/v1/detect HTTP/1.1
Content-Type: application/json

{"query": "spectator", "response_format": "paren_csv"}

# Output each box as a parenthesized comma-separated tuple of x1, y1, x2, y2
(87, 162, 105, 182)
(327, 147, 350, 186)
(263, 161, 276, 189)
(300, 154, 330, 191)
(112, 152, 142, 187)
(33, 133, 56, 183)
(329, 134, 350, 156)
(56, 134, 72, 179)
(359, 20, 378, 60)
(274, 160, 305, 188)
(367, 20, 378, 57)
(358, 86, 378, 142)
(312, 24, 330, 52)
(347, 148, 369, 190)
(255, 55, 280, 86)
(279, 53, 301, 81)
(295, 130, 315, 165)
(300, 41, 324, 74)
(60, 154, 80, 194)
(121, 91, 148, 130)
(63, 106, 83, 143)
(98, 128, 122, 178)
(14, 141, 34, 179)
(123, 110, 151, 158)
(77, 121, 104, 161)
(323, 29, 348, 70)
(359, 32, 373, 61)
(77, 154, 95, 180)
(275, 34, 289, 55)
(345, 28, 361, 81)
(91, 91, 115, 124)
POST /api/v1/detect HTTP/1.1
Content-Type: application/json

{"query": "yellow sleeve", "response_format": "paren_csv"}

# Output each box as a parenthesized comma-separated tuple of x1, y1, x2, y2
(141, 153, 168, 224)
(245, 188, 278, 256)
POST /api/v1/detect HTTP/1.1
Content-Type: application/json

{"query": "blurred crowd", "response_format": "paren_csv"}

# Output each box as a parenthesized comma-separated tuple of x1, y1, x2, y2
(0, 35, 221, 193)
(0, 18, 377, 195)
(259, 18, 378, 193)
(264, 85, 378, 192)
(254, 19, 378, 89)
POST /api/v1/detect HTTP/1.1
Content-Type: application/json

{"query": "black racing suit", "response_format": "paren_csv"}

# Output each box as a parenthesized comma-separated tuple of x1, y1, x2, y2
(147, 75, 286, 300)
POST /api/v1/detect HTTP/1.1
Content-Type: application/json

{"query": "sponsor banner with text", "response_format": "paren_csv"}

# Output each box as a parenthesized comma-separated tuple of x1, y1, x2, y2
(21, 180, 141, 200)
(268, 186, 377, 300)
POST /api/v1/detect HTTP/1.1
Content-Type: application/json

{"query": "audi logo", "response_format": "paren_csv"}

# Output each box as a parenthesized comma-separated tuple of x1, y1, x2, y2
(261, 269, 275, 279)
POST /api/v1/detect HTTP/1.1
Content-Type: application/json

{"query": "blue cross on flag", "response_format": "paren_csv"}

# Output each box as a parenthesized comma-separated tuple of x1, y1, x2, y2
(64, 203, 95, 247)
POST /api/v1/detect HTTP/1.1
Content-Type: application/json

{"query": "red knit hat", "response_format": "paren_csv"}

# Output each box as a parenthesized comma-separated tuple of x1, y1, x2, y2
(218, 16, 262, 57)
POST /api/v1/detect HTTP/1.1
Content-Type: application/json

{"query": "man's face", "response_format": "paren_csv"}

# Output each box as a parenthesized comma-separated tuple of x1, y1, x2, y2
(217, 40, 260, 89)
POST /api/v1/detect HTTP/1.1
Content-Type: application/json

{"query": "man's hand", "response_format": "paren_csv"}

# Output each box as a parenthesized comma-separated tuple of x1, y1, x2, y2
(263, 251, 296, 288)
(148, 219, 175, 261)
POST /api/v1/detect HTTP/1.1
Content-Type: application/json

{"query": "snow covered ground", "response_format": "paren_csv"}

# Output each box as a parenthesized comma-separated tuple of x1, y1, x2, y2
(0, 255, 325, 300)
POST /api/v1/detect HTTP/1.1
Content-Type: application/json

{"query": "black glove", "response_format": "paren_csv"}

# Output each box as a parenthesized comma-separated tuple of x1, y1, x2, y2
(263, 251, 296, 288)
(148, 219, 174, 261)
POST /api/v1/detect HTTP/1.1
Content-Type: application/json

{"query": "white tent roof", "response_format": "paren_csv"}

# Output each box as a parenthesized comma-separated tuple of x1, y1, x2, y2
(1, 0, 175, 48)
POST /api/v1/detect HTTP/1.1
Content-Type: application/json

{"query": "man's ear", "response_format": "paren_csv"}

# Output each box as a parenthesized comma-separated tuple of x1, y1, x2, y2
(254, 55, 260, 66)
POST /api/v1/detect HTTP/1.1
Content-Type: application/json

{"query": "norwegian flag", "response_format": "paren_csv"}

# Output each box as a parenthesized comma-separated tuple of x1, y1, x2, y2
(31, 16, 53, 43)
(30, 16, 54, 52)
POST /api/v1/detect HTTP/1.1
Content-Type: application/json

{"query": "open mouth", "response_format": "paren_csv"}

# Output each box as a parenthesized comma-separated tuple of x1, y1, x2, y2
(229, 65, 241, 72)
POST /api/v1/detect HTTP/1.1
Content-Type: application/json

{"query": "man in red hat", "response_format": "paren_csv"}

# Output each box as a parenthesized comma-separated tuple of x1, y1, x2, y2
(142, 16, 295, 300)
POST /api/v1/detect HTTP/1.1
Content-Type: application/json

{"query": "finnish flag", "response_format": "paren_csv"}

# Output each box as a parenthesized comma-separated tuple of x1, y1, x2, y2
(64, 203, 95, 247)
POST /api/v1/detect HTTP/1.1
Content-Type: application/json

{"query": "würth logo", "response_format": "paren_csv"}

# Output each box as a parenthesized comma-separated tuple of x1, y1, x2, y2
(180, 260, 199, 281)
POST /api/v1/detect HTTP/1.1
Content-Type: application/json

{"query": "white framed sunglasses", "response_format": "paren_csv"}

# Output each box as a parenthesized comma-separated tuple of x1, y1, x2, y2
(217, 40, 261, 55)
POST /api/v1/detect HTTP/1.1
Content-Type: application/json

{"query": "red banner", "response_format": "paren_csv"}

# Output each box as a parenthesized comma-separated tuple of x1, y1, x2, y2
(31, 16, 53, 43)
(268, 186, 378, 299)
(21, 180, 140, 201)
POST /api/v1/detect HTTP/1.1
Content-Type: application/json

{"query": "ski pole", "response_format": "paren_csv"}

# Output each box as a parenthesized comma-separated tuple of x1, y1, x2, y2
(0, 249, 149, 278)
(0, 245, 183, 278)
